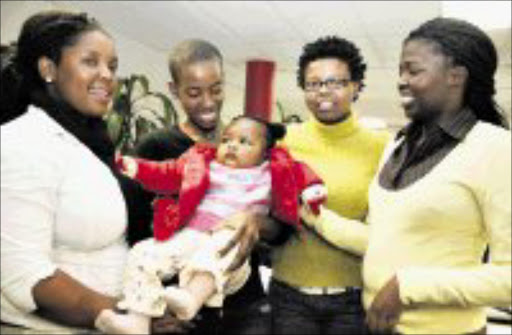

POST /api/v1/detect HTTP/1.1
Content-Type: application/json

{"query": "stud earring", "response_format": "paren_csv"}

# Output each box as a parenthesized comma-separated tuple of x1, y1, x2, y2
(45, 77, 53, 83)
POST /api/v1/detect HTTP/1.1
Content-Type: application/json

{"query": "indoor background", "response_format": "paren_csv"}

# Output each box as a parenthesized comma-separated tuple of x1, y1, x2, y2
(1, 1, 511, 333)
(2, 0, 510, 132)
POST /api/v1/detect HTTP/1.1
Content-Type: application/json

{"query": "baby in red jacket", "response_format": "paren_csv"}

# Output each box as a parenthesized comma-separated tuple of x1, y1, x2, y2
(96, 116, 327, 334)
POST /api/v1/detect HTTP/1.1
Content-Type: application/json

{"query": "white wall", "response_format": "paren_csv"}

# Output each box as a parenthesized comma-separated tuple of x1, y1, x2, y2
(1, 1, 54, 42)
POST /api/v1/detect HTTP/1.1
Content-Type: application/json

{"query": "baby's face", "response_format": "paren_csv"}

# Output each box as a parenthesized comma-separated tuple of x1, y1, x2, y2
(216, 118, 267, 169)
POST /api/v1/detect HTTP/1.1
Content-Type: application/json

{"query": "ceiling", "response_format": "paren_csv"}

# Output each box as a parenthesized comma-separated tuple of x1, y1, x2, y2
(56, 1, 445, 68)
(3, 1, 511, 127)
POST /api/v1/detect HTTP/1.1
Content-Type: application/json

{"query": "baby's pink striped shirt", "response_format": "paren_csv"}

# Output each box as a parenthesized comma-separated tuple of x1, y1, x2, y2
(187, 160, 271, 231)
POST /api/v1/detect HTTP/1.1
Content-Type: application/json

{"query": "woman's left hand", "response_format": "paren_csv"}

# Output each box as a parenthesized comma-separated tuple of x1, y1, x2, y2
(366, 275, 403, 334)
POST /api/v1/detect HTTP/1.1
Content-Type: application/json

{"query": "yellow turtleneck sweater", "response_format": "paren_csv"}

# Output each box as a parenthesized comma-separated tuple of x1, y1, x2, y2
(272, 113, 389, 288)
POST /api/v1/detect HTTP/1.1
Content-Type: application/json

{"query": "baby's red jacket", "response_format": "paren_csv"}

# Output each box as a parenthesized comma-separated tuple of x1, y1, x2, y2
(133, 143, 323, 241)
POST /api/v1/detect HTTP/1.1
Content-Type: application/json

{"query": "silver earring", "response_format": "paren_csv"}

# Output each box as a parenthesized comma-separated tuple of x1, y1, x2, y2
(45, 77, 53, 83)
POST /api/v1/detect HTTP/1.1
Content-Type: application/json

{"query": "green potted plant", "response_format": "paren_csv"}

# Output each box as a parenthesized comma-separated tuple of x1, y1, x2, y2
(105, 74, 178, 154)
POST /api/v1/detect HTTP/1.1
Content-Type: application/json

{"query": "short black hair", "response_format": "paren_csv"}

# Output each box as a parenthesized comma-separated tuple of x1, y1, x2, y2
(405, 17, 508, 128)
(297, 36, 367, 99)
(228, 115, 286, 150)
(168, 39, 223, 84)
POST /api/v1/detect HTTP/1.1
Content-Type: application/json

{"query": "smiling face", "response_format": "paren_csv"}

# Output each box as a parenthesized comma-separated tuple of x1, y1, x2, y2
(47, 29, 118, 117)
(398, 39, 456, 122)
(173, 59, 224, 132)
(216, 118, 267, 169)
(304, 58, 359, 124)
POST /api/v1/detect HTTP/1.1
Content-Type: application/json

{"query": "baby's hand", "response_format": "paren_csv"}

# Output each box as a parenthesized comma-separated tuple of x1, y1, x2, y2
(301, 184, 327, 215)
(115, 153, 138, 178)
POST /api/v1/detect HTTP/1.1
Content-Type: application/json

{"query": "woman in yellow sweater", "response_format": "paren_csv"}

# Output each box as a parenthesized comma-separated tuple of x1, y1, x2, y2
(302, 18, 511, 334)
(269, 36, 389, 334)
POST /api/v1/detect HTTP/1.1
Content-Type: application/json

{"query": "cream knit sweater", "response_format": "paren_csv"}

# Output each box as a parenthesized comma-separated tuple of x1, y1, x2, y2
(304, 121, 511, 334)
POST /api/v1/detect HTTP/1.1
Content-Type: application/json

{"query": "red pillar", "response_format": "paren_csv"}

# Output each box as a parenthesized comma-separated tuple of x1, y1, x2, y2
(244, 60, 275, 121)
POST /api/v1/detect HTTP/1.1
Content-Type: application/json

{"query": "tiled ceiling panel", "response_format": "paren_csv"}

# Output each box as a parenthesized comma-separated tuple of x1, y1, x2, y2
(354, 1, 442, 35)
(270, 1, 363, 41)
(190, 1, 296, 44)
(5, 0, 507, 124)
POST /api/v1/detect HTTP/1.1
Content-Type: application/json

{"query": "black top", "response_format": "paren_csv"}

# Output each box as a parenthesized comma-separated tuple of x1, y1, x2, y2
(135, 126, 195, 161)
(379, 108, 477, 190)
(133, 125, 266, 311)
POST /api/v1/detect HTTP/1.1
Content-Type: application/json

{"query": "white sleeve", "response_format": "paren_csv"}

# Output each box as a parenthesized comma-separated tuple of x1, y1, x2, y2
(1, 150, 59, 313)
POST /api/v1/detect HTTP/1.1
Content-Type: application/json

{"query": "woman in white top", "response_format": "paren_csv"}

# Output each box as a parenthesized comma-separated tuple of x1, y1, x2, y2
(0, 11, 154, 334)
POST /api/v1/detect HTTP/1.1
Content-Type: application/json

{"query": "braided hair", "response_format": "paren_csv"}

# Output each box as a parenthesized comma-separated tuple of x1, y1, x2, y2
(297, 36, 367, 100)
(1, 43, 23, 124)
(405, 17, 509, 128)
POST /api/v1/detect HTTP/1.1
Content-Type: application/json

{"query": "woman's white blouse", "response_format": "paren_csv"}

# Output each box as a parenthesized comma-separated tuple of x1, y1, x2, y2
(1, 106, 129, 333)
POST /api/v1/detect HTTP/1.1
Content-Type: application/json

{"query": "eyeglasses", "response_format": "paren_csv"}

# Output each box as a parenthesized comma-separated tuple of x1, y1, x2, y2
(304, 77, 352, 92)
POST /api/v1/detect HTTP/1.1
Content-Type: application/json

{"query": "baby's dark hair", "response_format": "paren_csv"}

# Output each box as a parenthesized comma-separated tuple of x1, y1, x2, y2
(228, 115, 286, 150)
(297, 35, 367, 100)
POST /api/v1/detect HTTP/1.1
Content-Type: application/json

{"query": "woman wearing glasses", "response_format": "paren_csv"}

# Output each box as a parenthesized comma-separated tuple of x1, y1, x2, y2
(269, 36, 389, 334)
